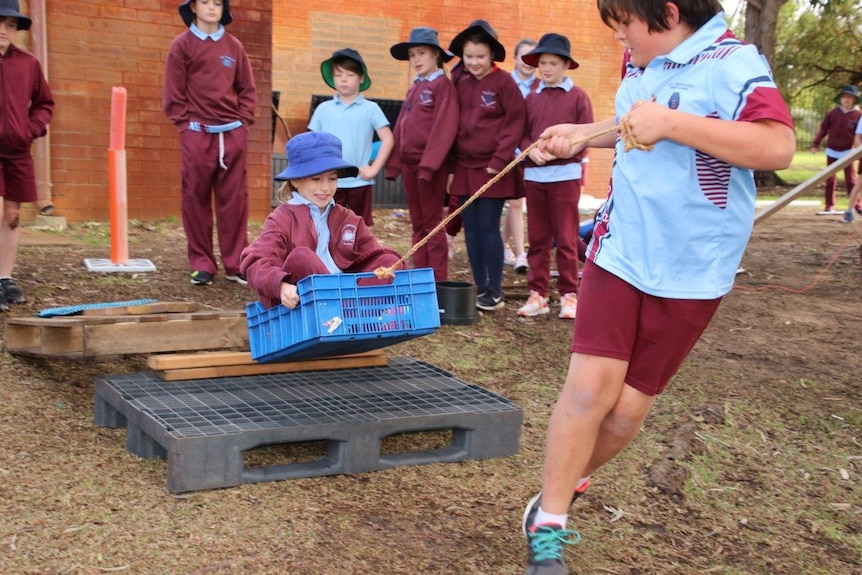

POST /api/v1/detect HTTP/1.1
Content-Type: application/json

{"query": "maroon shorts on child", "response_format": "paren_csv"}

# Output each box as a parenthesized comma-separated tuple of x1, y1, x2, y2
(0, 156, 38, 203)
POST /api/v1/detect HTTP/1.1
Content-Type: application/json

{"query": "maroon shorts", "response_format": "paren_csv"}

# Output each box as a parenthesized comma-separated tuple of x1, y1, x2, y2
(571, 260, 722, 396)
(0, 155, 37, 203)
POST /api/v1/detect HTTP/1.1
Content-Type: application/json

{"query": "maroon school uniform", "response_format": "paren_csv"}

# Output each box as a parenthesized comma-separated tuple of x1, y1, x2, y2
(386, 73, 459, 281)
(240, 203, 402, 309)
(812, 106, 861, 207)
(163, 28, 257, 278)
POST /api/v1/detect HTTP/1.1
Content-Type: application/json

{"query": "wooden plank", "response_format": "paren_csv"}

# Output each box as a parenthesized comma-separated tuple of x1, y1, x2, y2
(82, 301, 200, 317)
(154, 351, 389, 381)
(146, 349, 385, 370)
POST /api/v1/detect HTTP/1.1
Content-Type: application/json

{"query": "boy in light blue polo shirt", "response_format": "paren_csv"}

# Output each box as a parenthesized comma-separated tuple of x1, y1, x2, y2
(308, 48, 393, 227)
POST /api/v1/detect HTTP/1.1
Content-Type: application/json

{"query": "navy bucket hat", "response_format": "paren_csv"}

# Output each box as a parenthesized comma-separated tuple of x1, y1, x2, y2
(275, 132, 359, 181)
(390, 27, 455, 62)
(449, 19, 506, 62)
(0, 0, 31, 30)
(179, 0, 232, 27)
(834, 85, 861, 105)
(522, 33, 579, 70)
(321, 48, 372, 92)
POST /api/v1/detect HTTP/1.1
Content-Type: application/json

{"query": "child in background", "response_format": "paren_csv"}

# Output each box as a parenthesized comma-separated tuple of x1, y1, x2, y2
(240, 132, 403, 310)
(309, 48, 393, 227)
(517, 33, 593, 320)
(503, 38, 539, 274)
(385, 27, 459, 282)
(0, 0, 54, 312)
(448, 19, 526, 310)
(521, 0, 795, 573)
(810, 85, 861, 215)
(839, 121, 862, 223)
(163, 0, 256, 286)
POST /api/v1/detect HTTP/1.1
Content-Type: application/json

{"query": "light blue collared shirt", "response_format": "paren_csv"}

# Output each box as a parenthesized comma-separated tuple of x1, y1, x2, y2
(510, 70, 537, 99)
(190, 23, 225, 42)
(287, 193, 341, 274)
(415, 68, 445, 83)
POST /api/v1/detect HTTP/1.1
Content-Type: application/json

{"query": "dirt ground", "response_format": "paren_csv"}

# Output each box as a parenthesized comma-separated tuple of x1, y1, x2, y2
(0, 204, 860, 575)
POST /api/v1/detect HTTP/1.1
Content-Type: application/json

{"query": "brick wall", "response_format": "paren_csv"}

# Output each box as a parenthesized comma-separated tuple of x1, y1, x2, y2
(273, 1, 622, 203)
(20, 1, 620, 223)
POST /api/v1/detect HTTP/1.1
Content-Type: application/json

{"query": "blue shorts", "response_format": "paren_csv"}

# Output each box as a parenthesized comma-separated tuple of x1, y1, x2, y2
(571, 260, 722, 396)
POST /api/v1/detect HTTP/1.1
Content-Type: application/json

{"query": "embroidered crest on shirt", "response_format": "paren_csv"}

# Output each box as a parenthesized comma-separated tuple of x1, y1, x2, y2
(220, 55, 235, 68)
(341, 224, 357, 245)
(419, 89, 434, 106)
(668, 92, 681, 110)
(480, 91, 497, 108)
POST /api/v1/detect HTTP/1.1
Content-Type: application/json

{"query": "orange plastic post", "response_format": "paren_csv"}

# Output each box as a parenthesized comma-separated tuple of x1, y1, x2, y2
(109, 87, 128, 264)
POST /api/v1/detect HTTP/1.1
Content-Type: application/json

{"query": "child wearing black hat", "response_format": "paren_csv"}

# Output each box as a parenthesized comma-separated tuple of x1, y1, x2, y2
(0, 0, 54, 312)
(309, 48, 394, 227)
(811, 85, 862, 215)
(163, 0, 257, 287)
(448, 19, 527, 311)
(385, 27, 459, 282)
(241, 132, 403, 310)
(516, 33, 594, 321)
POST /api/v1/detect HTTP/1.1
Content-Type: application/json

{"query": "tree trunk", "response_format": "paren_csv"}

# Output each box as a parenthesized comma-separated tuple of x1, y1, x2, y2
(743, 0, 788, 69)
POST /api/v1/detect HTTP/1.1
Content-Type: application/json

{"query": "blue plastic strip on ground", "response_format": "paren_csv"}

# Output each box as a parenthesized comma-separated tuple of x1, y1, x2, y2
(37, 298, 159, 318)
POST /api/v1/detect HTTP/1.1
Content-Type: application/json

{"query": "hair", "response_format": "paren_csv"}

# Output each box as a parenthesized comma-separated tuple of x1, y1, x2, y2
(464, 33, 498, 60)
(330, 56, 364, 77)
(598, 0, 722, 33)
(513, 39, 538, 59)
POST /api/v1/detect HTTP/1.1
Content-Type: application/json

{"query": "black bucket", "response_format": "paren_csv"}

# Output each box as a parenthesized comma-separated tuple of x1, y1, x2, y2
(436, 281, 479, 325)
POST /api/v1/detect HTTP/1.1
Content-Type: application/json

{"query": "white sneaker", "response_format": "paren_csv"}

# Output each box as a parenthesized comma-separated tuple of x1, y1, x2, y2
(816, 208, 839, 216)
(447, 234, 456, 260)
(504, 247, 516, 267)
(518, 291, 549, 317)
(513, 253, 528, 274)
(559, 292, 578, 319)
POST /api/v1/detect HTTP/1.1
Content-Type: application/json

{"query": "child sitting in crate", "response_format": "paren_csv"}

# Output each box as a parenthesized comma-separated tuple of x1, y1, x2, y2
(240, 132, 404, 310)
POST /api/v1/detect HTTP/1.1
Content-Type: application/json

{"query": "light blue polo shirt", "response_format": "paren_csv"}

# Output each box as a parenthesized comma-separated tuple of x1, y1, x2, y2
(511, 70, 538, 99)
(308, 95, 389, 189)
(287, 193, 341, 274)
(590, 12, 791, 299)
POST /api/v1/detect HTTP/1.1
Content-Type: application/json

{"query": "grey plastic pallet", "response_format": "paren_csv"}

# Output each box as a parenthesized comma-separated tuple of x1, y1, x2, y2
(94, 357, 522, 492)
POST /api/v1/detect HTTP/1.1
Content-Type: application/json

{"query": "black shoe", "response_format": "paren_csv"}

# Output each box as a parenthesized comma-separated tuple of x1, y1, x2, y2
(476, 290, 504, 311)
(190, 270, 214, 286)
(225, 273, 248, 285)
(0, 288, 9, 312)
(0, 278, 27, 304)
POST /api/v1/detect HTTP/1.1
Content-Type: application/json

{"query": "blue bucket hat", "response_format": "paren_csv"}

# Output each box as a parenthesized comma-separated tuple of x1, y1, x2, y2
(449, 19, 506, 62)
(321, 48, 372, 92)
(835, 85, 861, 105)
(275, 132, 359, 181)
(522, 33, 579, 70)
(179, 0, 232, 27)
(390, 27, 455, 62)
(0, 0, 31, 30)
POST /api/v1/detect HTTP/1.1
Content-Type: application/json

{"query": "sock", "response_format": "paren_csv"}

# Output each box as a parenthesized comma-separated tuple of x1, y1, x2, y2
(534, 506, 567, 529)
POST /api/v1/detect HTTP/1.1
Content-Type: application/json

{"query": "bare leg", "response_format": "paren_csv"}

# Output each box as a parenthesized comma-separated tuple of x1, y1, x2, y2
(504, 197, 526, 256)
(0, 199, 22, 277)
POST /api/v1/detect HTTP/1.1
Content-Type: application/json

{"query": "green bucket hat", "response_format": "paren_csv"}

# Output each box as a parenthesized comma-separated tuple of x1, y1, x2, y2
(321, 48, 371, 92)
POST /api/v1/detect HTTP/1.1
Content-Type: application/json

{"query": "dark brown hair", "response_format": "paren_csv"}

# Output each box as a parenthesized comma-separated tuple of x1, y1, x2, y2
(598, 0, 722, 33)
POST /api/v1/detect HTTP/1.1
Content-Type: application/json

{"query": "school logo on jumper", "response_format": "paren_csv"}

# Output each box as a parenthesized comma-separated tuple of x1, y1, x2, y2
(341, 224, 357, 245)
(220, 55, 235, 68)
(419, 89, 434, 106)
(480, 91, 497, 108)
(668, 92, 681, 110)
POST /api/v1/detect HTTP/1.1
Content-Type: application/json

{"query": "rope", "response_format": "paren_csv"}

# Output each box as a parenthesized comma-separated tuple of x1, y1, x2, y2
(734, 227, 861, 294)
(374, 125, 622, 279)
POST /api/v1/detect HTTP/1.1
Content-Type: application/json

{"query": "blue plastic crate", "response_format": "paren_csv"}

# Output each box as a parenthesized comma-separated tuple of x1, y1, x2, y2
(247, 268, 440, 363)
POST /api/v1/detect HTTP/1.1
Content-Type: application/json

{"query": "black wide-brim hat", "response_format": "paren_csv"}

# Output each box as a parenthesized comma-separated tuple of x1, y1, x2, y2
(0, 0, 32, 31)
(321, 48, 372, 91)
(390, 27, 455, 62)
(521, 33, 579, 70)
(179, 0, 232, 27)
(449, 19, 506, 62)
(834, 84, 861, 105)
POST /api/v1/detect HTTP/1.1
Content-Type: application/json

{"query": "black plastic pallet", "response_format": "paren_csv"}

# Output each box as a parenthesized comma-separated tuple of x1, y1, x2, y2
(94, 357, 522, 492)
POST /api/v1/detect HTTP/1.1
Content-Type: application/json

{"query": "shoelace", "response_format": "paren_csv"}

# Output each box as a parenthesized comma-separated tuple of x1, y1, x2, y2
(528, 525, 582, 562)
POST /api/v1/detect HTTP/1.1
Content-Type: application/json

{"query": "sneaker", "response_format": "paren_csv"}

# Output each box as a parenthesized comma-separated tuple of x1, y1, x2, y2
(514, 253, 529, 274)
(225, 273, 248, 285)
(525, 523, 582, 575)
(190, 270, 213, 286)
(522, 479, 591, 537)
(0, 278, 27, 304)
(518, 291, 550, 317)
(558, 293, 578, 320)
(0, 288, 9, 312)
(504, 247, 516, 267)
(816, 208, 839, 215)
(476, 290, 504, 311)
(840, 210, 855, 224)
